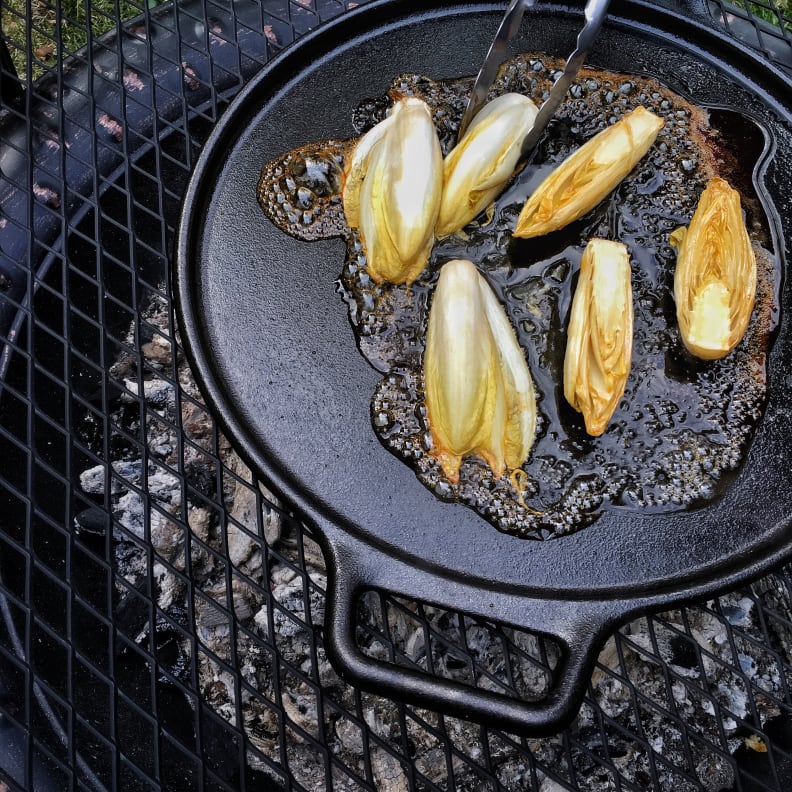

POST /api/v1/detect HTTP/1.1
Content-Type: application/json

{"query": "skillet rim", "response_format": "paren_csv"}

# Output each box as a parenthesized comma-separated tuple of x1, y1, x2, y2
(174, 0, 792, 609)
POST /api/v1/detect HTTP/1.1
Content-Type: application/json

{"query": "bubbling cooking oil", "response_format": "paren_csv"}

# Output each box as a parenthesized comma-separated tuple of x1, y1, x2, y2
(257, 54, 779, 540)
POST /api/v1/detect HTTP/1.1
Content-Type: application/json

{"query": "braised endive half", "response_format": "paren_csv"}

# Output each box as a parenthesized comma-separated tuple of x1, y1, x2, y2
(436, 93, 539, 237)
(342, 97, 443, 284)
(514, 106, 665, 238)
(424, 259, 537, 483)
(671, 178, 757, 360)
(564, 239, 633, 437)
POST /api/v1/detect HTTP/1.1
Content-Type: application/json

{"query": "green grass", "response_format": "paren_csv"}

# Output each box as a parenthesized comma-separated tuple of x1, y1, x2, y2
(734, 0, 792, 31)
(1, 0, 790, 85)
(2, 0, 154, 81)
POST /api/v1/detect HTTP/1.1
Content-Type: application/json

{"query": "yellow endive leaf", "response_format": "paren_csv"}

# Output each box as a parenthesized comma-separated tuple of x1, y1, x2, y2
(342, 97, 443, 285)
(514, 106, 664, 238)
(437, 93, 538, 237)
(425, 259, 536, 482)
(564, 239, 633, 436)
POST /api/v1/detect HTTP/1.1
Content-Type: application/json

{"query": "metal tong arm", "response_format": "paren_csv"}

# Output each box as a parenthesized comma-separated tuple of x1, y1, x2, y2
(456, 0, 535, 140)
(519, 0, 612, 157)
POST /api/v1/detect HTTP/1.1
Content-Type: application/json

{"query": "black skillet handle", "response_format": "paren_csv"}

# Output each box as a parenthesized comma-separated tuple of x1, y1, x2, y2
(319, 522, 620, 736)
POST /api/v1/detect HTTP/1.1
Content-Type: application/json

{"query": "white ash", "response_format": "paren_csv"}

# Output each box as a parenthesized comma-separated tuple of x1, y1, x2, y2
(80, 459, 144, 495)
(121, 376, 176, 410)
(226, 449, 279, 563)
(371, 748, 409, 792)
(82, 289, 792, 791)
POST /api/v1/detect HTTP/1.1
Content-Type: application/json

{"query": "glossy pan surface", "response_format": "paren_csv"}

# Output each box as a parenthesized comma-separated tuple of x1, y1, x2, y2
(176, 0, 792, 733)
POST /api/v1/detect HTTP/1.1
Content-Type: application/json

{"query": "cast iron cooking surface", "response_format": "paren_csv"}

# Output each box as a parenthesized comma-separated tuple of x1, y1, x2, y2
(176, 0, 792, 729)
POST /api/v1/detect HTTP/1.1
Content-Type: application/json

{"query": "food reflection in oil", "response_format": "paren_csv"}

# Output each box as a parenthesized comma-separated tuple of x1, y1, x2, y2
(257, 54, 779, 540)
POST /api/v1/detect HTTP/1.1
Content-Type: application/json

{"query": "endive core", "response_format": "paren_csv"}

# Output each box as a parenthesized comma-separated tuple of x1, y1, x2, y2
(671, 177, 757, 360)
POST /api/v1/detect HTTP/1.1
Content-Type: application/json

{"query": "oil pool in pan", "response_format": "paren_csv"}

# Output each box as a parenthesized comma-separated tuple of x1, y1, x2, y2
(256, 54, 779, 540)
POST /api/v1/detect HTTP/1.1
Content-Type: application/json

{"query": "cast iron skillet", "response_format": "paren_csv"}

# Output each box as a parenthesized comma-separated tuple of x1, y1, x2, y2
(175, 0, 792, 734)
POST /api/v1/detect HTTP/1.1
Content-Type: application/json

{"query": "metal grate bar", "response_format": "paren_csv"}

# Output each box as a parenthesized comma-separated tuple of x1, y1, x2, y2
(2, 1, 792, 790)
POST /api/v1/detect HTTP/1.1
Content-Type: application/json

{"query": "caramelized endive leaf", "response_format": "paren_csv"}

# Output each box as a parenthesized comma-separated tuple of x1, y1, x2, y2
(342, 97, 443, 284)
(437, 93, 538, 237)
(564, 239, 633, 436)
(671, 177, 757, 359)
(424, 259, 537, 482)
(514, 106, 664, 238)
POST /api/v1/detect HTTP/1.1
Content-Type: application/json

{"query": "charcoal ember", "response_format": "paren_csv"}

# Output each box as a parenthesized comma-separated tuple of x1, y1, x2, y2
(154, 563, 185, 611)
(184, 457, 218, 499)
(121, 377, 176, 412)
(181, 400, 215, 445)
(300, 533, 326, 572)
(270, 564, 326, 644)
(113, 575, 153, 641)
(695, 752, 736, 792)
(141, 333, 173, 366)
(621, 618, 719, 679)
(334, 716, 364, 753)
(277, 520, 327, 571)
(751, 575, 792, 665)
(281, 689, 319, 737)
(668, 633, 699, 669)
(252, 603, 270, 637)
(114, 490, 146, 539)
(150, 510, 185, 558)
(226, 450, 281, 562)
(510, 628, 558, 698)
(184, 507, 215, 572)
(74, 506, 110, 536)
(371, 747, 409, 791)
(80, 459, 142, 495)
(720, 595, 754, 627)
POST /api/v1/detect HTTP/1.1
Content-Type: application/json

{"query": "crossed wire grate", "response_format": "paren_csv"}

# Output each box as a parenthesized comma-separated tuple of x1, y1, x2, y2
(710, 0, 792, 73)
(1, 0, 792, 789)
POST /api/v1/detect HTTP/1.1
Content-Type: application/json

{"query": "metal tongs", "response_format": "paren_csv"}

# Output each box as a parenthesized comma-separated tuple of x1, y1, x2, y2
(457, 0, 612, 156)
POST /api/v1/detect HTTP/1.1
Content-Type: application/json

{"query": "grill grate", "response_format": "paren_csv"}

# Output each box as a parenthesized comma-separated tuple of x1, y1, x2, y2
(709, 0, 792, 71)
(1, 1, 792, 790)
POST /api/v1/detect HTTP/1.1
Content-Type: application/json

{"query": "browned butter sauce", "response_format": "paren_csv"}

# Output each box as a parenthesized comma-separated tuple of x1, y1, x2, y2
(257, 54, 779, 540)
